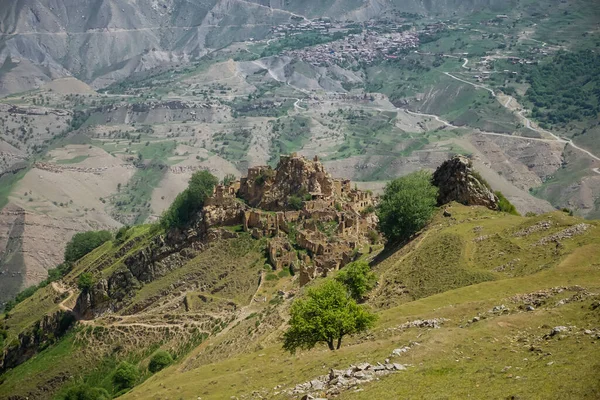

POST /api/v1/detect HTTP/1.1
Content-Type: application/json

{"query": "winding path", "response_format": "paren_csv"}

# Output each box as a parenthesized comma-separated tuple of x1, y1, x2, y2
(51, 282, 76, 312)
(441, 60, 600, 164)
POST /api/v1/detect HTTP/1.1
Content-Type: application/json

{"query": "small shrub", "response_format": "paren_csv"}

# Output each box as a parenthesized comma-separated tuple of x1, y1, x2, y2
(367, 230, 380, 244)
(377, 171, 438, 243)
(277, 269, 290, 278)
(222, 173, 236, 186)
(361, 205, 375, 215)
(64, 230, 112, 263)
(61, 383, 110, 400)
(115, 226, 130, 245)
(335, 261, 377, 301)
(113, 361, 139, 390)
(148, 350, 173, 373)
(77, 273, 94, 292)
(266, 273, 278, 281)
(161, 170, 218, 229)
(288, 195, 303, 210)
(495, 191, 519, 216)
(561, 207, 574, 216)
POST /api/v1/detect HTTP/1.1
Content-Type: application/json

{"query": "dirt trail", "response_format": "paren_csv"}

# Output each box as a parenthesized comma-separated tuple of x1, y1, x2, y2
(178, 271, 267, 371)
(51, 281, 76, 312)
(442, 60, 600, 164)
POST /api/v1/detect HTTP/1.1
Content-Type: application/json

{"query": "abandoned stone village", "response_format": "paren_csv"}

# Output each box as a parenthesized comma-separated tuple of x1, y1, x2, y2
(202, 153, 378, 285)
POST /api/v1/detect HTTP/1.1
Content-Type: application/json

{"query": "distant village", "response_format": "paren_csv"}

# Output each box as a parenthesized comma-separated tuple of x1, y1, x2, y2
(285, 31, 420, 66)
(267, 19, 424, 66)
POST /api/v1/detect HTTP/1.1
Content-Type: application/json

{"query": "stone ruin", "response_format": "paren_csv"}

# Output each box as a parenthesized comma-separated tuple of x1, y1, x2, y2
(201, 154, 378, 285)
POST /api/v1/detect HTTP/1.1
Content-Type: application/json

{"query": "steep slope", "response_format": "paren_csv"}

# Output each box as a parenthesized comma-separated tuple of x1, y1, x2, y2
(1, 199, 599, 399)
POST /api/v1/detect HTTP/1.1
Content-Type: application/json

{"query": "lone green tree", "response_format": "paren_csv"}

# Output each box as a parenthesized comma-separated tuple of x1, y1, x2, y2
(335, 261, 377, 302)
(161, 170, 218, 229)
(283, 280, 377, 353)
(377, 170, 438, 243)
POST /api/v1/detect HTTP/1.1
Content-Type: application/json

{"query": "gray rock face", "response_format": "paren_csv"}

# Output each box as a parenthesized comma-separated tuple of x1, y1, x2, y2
(432, 156, 499, 210)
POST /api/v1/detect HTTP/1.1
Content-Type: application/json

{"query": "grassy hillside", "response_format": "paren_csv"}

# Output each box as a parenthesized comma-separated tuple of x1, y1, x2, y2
(116, 205, 600, 400)
(1, 204, 599, 399)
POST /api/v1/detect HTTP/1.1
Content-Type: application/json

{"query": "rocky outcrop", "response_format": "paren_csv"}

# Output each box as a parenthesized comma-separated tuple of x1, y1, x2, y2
(0, 310, 76, 373)
(73, 269, 141, 320)
(432, 155, 499, 210)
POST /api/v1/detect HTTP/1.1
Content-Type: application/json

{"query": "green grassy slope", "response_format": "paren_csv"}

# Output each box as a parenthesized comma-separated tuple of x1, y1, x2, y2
(117, 205, 600, 400)
(1, 205, 599, 399)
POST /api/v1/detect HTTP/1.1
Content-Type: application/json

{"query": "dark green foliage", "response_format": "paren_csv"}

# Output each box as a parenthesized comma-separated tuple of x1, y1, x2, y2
(112, 361, 139, 390)
(61, 384, 110, 400)
(77, 273, 94, 292)
(254, 169, 275, 186)
(335, 261, 377, 302)
(377, 171, 439, 243)
(47, 263, 73, 282)
(367, 230, 380, 244)
(114, 226, 131, 245)
(266, 273, 278, 281)
(64, 231, 112, 263)
(495, 191, 519, 216)
(288, 195, 303, 210)
(283, 280, 377, 354)
(361, 205, 376, 215)
(0, 328, 7, 347)
(525, 50, 600, 125)
(562, 208, 575, 216)
(148, 350, 173, 373)
(161, 170, 218, 229)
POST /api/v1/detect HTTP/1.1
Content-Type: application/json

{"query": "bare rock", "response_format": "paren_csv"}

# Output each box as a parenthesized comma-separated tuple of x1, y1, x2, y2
(432, 155, 499, 210)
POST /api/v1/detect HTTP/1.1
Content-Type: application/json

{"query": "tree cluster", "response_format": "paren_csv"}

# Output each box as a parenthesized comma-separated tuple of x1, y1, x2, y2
(160, 170, 218, 229)
(376, 170, 438, 243)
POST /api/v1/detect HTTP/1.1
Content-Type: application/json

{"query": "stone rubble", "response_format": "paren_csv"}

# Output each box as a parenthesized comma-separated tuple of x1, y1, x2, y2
(398, 318, 448, 329)
(286, 361, 410, 398)
(533, 224, 591, 246)
(509, 286, 595, 309)
(513, 221, 552, 237)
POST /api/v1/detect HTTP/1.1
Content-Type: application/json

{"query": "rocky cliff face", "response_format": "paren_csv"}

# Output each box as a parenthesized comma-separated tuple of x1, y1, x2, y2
(0, 310, 75, 373)
(432, 155, 499, 210)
